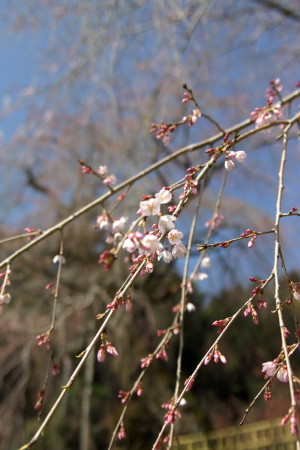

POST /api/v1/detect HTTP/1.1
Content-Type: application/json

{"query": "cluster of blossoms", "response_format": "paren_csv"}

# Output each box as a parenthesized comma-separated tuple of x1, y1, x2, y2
(240, 228, 257, 248)
(121, 188, 187, 266)
(224, 150, 247, 172)
(149, 88, 202, 147)
(244, 301, 259, 325)
(80, 161, 117, 186)
(97, 335, 119, 363)
(96, 210, 128, 245)
(182, 107, 201, 126)
(205, 212, 224, 231)
(149, 121, 177, 147)
(205, 140, 247, 172)
(251, 78, 284, 128)
(179, 171, 199, 201)
(36, 331, 51, 349)
(212, 317, 231, 334)
(262, 360, 288, 383)
(204, 345, 227, 365)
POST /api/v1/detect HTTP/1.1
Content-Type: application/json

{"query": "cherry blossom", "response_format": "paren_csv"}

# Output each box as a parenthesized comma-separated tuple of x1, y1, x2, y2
(158, 215, 176, 234)
(201, 256, 210, 268)
(118, 424, 127, 440)
(98, 165, 107, 175)
(262, 361, 277, 377)
(122, 232, 143, 253)
(138, 198, 161, 216)
(155, 187, 172, 204)
(0, 292, 11, 305)
(167, 229, 183, 245)
(52, 254, 66, 264)
(197, 272, 208, 281)
(140, 234, 163, 255)
(96, 212, 110, 230)
(277, 366, 288, 383)
(225, 159, 235, 172)
(112, 216, 128, 233)
(225, 150, 247, 172)
(172, 243, 187, 259)
(103, 174, 117, 185)
(158, 250, 173, 263)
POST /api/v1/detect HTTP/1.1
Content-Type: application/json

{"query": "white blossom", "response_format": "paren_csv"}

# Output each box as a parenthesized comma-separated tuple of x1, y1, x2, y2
(140, 234, 163, 255)
(53, 255, 66, 264)
(155, 188, 172, 204)
(112, 216, 128, 233)
(139, 198, 161, 216)
(262, 361, 277, 377)
(186, 302, 196, 312)
(225, 159, 235, 172)
(167, 229, 183, 245)
(201, 256, 210, 268)
(235, 151, 247, 162)
(197, 272, 208, 281)
(172, 243, 187, 259)
(158, 250, 173, 263)
(277, 367, 288, 383)
(96, 212, 110, 230)
(158, 215, 176, 234)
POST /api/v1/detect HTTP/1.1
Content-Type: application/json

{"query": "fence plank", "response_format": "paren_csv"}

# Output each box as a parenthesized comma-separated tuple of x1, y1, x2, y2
(175, 418, 297, 449)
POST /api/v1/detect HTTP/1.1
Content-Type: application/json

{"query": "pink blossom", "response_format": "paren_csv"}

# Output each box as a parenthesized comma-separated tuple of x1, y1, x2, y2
(145, 261, 154, 273)
(118, 425, 126, 440)
(167, 229, 183, 245)
(290, 413, 298, 435)
(162, 134, 170, 147)
(293, 290, 300, 302)
(122, 232, 142, 253)
(261, 361, 277, 377)
(158, 215, 176, 234)
(103, 174, 117, 185)
(125, 296, 132, 312)
(140, 355, 153, 368)
(172, 243, 187, 259)
(156, 346, 168, 361)
(118, 390, 130, 404)
(138, 198, 161, 216)
(136, 383, 143, 397)
(164, 408, 181, 425)
(184, 376, 195, 392)
(106, 341, 119, 357)
(97, 345, 106, 362)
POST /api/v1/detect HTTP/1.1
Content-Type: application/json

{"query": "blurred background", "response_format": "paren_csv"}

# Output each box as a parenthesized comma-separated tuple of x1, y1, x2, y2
(0, 1, 300, 448)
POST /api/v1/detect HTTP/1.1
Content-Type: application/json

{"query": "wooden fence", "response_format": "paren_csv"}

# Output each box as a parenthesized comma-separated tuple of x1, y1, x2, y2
(175, 417, 297, 449)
